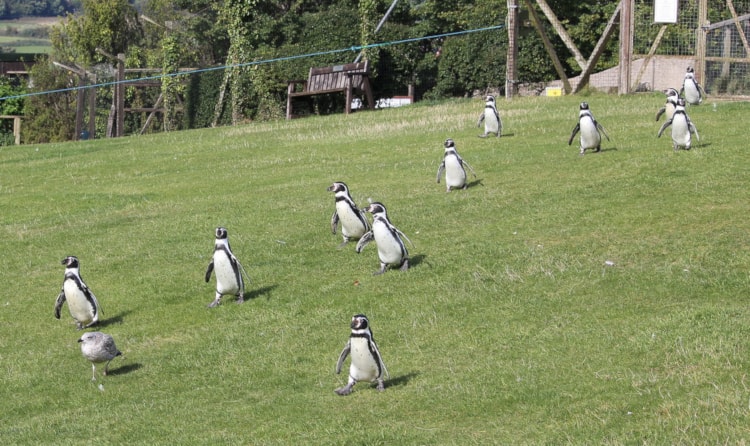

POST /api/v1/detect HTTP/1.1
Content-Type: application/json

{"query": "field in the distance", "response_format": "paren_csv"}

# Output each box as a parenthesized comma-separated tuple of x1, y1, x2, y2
(1, 94, 748, 444)
(0, 17, 55, 53)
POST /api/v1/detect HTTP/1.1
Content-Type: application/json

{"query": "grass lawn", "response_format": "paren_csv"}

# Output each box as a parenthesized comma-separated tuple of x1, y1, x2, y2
(0, 93, 748, 444)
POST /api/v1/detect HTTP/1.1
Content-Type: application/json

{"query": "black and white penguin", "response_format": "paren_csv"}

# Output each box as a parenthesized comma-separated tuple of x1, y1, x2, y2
(327, 181, 370, 248)
(334, 314, 389, 396)
(356, 202, 413, 275)
(78, 331, 122, 381)
(205, 227, 248, 308)
(54, 256, 101, 330)
(568, 102, 610, 155)
(477, 95, 502, 137)
(681, 67, 705, 106)
(657, 98, 700, 151)
(436, 138, 477, 192)
(656, 88, 680, 121)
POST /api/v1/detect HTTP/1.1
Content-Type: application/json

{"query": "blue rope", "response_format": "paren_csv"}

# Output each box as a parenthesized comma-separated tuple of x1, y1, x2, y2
(0, 25, 504, 102)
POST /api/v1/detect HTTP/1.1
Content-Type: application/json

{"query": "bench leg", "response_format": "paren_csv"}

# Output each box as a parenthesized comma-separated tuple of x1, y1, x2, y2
(345, 87, 353, 114)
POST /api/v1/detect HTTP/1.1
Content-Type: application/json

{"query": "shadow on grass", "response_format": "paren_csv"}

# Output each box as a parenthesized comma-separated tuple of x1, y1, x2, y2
(107, 362, 142, 377)
(386, 371, 420, 389)
(95, 310, 133, 329)
(243, 284, 278, 301)
(408, 254, 427, 269)
(466, 178, 483, 189)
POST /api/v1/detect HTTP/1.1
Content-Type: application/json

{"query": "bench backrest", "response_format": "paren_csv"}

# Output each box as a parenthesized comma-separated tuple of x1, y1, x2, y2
(306, 61, 369, 92)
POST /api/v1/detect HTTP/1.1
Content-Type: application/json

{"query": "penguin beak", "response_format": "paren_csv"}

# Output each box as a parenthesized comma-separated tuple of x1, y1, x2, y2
(77, 338, 83, 343)
(326, 184, 335, 192)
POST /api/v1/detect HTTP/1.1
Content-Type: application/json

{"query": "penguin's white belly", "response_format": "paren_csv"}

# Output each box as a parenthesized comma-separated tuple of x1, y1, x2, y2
(579, 120, 601, 149)
(214, 254, 240, 294)
(63, 281, 95, 324)
(684, 84, 701, 104)
(373, 223, 404, 265)
(444, 156, 467, 188)
(349, 338, 379, 382)
(336, 203, 367, 239)
(484, 111, 500, 133)
(671, 118, 691, 146)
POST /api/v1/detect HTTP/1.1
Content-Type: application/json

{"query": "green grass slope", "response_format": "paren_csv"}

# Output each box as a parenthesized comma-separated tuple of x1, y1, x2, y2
(1, 94, 748, 444)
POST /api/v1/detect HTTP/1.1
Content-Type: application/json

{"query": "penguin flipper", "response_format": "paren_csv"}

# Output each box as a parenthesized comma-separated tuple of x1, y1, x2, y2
(657, 119, 672, 138)
(369, 339, 390, 380)
(330, 211, 340, 235)
(596, 122, 611, 141)
(54, 291, 66, 319)
(656, 107, 665, 121)
(394, 227, 415, 249)
(462, 160, 478, 179)
(689, 122, 700, 140)
(477, 113, 485, 127)
(335, 341, 351, 374)
(355, 231, 374, 253)
(204, 260, 214, 282)
(568, 124, 580, 145)
(436, 161, 445, 183)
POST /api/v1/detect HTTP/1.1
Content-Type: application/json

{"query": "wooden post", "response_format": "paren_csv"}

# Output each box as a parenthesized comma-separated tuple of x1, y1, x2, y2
(618, 0, 634, 94)
(13, 116, 20, 145)
(506, 0, 519, 99)
(525, 0, 572, 94)
(88, 74, 97, 138)
(116, 53, 125, 137)
(75, 76, 86, 140)
(535, 0, 587, 70)
(696, 0, 708, 86)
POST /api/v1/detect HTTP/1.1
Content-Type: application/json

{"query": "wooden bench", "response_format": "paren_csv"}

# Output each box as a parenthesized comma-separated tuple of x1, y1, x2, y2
(286, 61, 374, 119)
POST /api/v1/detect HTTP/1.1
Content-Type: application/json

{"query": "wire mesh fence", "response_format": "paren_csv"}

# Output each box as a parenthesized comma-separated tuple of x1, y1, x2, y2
(633, 0, 749, 97)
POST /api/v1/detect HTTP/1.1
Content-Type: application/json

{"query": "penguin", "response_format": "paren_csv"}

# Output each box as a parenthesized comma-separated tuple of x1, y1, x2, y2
(327, 182, 370, 248)
(681, 67, 705, 106)
(54, 256, 101, 330)
(657, 98, 700, 151)
(656, 88, 680, 121)
(205, 227, 249, 308)
(356, 202, 413, 275)
(568, 102, 610, 155)
(436, 138, 477, 192)
(334, 314, 389, 395)
(78, 331, 122, 381)
(477, 95, 502, 137)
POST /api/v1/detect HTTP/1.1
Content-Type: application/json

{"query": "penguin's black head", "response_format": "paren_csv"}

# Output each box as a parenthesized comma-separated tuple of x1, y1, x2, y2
(665, 88, 679, 97)
(351, 314, 370, 330)
(61, 256, 79, 268)
(327, 182, 348, 193)
(686, 66, 694, 73)
(363, 202, 386, 215)
(579, 102, 590, 110)
(444, 138, 455, 149)
(676, 98, 686, 107)
(486, 95, 495, 103)
(215, 227, 228, 239)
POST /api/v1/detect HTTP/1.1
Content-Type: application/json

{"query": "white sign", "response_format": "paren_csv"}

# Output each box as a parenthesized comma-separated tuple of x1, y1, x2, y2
(654, 0, 679, 24)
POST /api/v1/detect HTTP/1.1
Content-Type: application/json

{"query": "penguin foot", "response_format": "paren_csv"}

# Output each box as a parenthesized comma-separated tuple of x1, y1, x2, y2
(376, 379, 385, 392)
(236, 297, 245, 304)
(399, 259, 410, 271)
(478, 134, 487, 138)
(334, 385, 353, 396)
(337, 240, 349, 249)
(207, 299, 221, 308)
